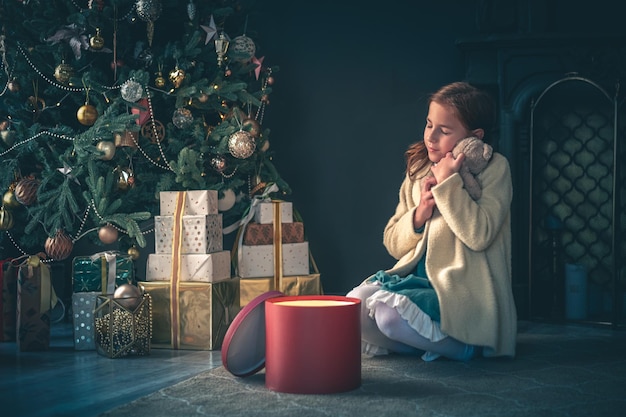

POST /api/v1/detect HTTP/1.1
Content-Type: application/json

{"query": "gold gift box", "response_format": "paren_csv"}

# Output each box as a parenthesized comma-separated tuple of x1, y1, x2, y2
(240, 274, 322, 307)
(140, 278, 239, 350)
(94, 294, 151, 358)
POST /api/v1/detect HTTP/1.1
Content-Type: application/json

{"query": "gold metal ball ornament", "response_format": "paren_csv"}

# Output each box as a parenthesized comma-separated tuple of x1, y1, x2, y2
(154, 72, 166, 88)
(113, 283, 142, 310)
(54, 62, 74, 84)
(168, 67, 186, 88)
(89, 28, 105, 50)
(44, 229, 74, 261)
(0, 207, 14, 230)
(98, 224, 119, 244)
(96, 141, 116, 160)
(127, 246, 140, 260)
(2, 190, 20, 209)
(77, 104, 98, 126)
(242, 118, 261, 138)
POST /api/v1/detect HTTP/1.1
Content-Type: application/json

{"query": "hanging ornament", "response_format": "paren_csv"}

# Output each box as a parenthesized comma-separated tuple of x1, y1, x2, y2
(141, 119, 165, 143)
(210, 154, 226, 172)
(172, 108, 193, 129)
(116, 166, 134, 191)
(154, 71, 166, 88)
(98, 224, 119, 244)
(77, 103, 98, 126)
(120, 79, 144, 102)
(218, 189, 236, 212)
(96, 141, 116, 160)
(114, 130, 138, 148)
(127, 245, 140, 260)
(7, 78, 19, 92)
(250, 174, 267, 197)
(242, 118, 261, 138)
(14, 176, 39, 206)
(1, 128, 16, 147)
(197, 92, 209, 103)
(228, 130, 256, 159)
(187, 0, 196, 21)
(135, 0, 162, 47)
(0, 207, 14, 231)
(44, 229, 74, 261)
(168, 67, 186, 88)
(89, 28, 105, 50)
(214, 32, 229, 67)
(2, 189, 20, 209)
(54, 61, 74, 84)
(230, 35, 256, 63)
(200, 14, 216, 45)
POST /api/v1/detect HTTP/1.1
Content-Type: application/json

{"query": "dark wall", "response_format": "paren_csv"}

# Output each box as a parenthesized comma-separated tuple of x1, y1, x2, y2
(257, 0, 478, 294)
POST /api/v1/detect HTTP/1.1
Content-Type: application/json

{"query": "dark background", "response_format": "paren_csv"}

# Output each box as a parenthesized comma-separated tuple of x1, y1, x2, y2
(251, 0, 626, 300)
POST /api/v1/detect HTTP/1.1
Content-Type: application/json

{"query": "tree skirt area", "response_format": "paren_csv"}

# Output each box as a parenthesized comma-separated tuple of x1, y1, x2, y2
(99, 322, 626, 417)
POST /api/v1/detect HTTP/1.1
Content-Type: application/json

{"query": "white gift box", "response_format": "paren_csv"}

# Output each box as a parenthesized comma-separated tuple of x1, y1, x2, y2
(159, 190, 218, 216)
(146, 251, 231, 283)
(238, 242, 310, 278)
(72, 292, 99, 350)
(254, 201, 293, 224)
(155, 214, 223, 254)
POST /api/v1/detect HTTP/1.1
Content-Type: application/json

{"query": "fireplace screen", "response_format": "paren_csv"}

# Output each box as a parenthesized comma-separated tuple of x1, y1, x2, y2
(528, 76, 623, 326)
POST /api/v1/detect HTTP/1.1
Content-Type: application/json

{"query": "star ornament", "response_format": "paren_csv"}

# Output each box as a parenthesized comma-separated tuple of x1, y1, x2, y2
(57, 163, 81, 185)
(252, 56, 265, 80)
(200, 15, 217, 45)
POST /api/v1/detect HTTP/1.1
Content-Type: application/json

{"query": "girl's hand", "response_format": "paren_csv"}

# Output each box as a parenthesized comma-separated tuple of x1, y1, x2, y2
(414, 175, 437, 229)
(431, 151, 464, 184)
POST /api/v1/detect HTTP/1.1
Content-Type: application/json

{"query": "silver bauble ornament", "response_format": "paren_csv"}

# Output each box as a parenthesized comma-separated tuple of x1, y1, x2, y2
(135, 0, 162, 21)
(120, 79, 144, 102)
(96, 141, 116, 160)
(230, 35, 256, 62)
(210, 155, 226, 172)
(172, 108, 194, 129)
(228, 130, 256, 159)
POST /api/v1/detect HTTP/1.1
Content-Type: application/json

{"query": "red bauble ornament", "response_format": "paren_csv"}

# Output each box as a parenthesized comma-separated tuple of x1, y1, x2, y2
(44, 229, 74, 261)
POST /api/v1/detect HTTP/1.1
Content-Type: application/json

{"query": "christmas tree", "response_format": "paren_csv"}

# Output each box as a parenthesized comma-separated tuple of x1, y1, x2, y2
(0, 0, 289, 261)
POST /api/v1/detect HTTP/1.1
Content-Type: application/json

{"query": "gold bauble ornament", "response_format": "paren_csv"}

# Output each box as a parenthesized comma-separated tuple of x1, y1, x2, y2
(96, 141, 116, 160)
(77, 104, 98, 126)
(98, 224, 119, 244)
(54, 62, 74, 84)
(228, 130, 256, 159)
(116, 166, 134, 190)
(90, 28, 105, 50)
(14, 176, 39, 206)
(197, 93, 209, 103)
(127, 246, 140, 260)
(168, 67, 186, 88)
(44, 229, 74, 261)
(113, 283, 142, 310)
(0, 207, 14, 230)
(2, 190, 20, 209)
(154, 72, 166, 88)
(1, 129, 16, 147)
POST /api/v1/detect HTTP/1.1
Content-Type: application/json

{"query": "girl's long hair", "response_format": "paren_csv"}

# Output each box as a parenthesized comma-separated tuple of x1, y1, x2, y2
(405, 82, 496, 179)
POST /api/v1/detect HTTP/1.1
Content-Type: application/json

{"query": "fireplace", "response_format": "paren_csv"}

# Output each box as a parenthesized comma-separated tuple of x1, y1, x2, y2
(457, 33, 626, 326)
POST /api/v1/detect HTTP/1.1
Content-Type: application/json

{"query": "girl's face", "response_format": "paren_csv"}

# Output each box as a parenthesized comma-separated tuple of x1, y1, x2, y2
(423, 101, 471, 163)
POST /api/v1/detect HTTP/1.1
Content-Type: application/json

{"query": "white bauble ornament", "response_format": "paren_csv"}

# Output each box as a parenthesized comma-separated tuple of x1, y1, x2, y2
(218, 188, 236, 212)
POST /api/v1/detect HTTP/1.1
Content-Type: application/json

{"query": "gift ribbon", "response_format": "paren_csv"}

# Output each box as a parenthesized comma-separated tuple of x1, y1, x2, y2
(272, 200, 283, 293)
(90, 251, 119, 294)
(14, 255, 58, 314)
(169, 191, 186, 349)
(230, 183, 279, 276)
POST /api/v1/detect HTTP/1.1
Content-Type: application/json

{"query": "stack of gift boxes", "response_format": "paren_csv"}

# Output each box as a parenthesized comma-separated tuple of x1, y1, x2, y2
(237, 200, 322, 306)
(71, 252, 136, 351)
(140, 190, 239, 350)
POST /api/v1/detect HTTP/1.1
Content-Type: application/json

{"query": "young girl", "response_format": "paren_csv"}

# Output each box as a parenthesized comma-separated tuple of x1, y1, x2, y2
(347, 81, 517, 361)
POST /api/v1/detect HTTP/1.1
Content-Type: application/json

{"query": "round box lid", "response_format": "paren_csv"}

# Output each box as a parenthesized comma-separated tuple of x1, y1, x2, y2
(221, 290, 284, 377)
